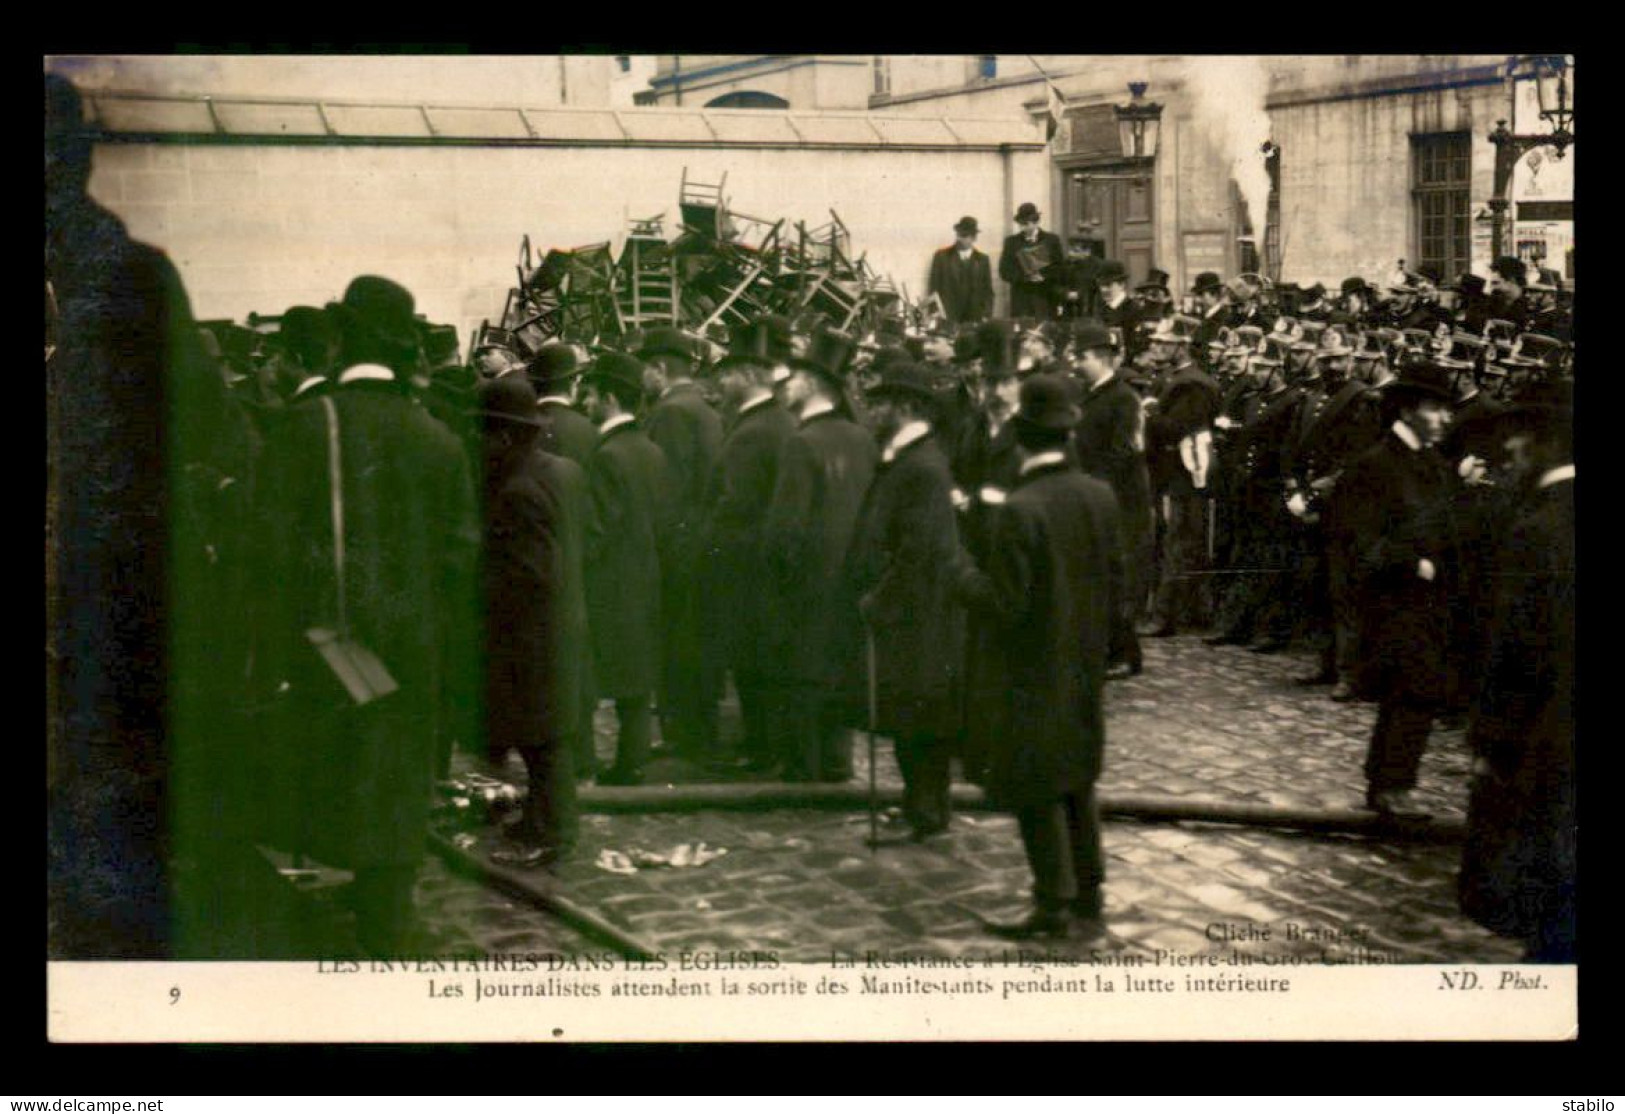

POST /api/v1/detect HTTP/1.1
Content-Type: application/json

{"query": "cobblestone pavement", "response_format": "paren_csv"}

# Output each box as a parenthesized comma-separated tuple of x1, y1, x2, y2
(419, 634, 1522, 964)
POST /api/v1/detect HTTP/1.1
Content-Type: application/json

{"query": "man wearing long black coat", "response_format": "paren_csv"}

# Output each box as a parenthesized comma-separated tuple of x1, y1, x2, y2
(247, 276, 480, 956)
(475, 377, 579, 862)
(928, 216, 994, 325)
(999, 203, 1065, 321)
(1335, 363, 1463, 815)
(958, 373, 1123, 939)
(1145, 338, 1220, 634)
(640, 328, 725, 760)
(580, 353, 673, 785)
(842, 363, 967, 838)
(767, 340, 879, 782)
(706, 342, 798, 772)
(1459, 387, 1575, 962)
(1071, 322, 1151, 676)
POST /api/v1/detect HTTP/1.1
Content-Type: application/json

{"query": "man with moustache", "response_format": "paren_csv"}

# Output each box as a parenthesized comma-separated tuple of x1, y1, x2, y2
(929, 216, 995, 326)
(578, 352, 673, 786)
(1000, 202, 1065, 321)
(843, 362, 967, 840)
(765, 330, 878, 783)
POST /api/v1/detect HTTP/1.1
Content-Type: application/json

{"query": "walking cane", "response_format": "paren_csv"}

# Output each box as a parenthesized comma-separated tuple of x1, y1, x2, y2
(866, 625, 879, 855)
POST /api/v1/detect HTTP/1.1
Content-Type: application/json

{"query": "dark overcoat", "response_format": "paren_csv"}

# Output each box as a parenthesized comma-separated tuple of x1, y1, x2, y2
(1459, 475, 1575, 952)
(247, 377, 480, 871)
(584, 421, 672, 698)
(1073, 374, 1152, 542)
(705, 397, 797, 669)
(957, 459, 1123, 809)
(1333, 428, 1463, 702)
(764, 409, 879, 685)
(1146, 361, 1221, 495)
(999, 230, 1066, 320)
(839, 433, 966, 738)
(537, 397, 600, 468)
(928, 247, 994, 324)
(644, 383, 725, 702)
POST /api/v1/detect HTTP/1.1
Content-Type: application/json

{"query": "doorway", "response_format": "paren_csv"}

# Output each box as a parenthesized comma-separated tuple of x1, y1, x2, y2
(1062, 163, 1156, 283)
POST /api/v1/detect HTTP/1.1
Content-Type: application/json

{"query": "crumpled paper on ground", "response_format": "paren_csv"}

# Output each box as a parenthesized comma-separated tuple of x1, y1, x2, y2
(594, 842, 728, 874)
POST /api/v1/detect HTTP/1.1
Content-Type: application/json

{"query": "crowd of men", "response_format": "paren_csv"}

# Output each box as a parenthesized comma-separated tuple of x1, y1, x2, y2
(47, 69, 1575, 969)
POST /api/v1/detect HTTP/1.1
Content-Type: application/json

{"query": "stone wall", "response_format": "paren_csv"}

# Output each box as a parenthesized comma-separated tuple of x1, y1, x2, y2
(84, 139, 1047, 342)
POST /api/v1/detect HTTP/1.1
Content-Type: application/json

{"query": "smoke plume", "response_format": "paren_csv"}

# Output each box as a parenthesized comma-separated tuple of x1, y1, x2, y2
(1180, 57, 1274, 257)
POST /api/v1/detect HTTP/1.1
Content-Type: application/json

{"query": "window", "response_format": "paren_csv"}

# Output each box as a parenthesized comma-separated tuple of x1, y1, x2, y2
(873, 56, 891, 96)
(704, 90, 789, 110)
(1412, 132, 1472, 280)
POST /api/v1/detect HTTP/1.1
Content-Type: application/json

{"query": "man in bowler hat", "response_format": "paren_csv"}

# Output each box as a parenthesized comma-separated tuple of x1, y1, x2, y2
(957, 373, 1122, 939)
(999, 203, 1066, 321)
(929, 216, 995, 325)
(578, 352, 674, 785)
(1335, 362, 1463, 816)
(844, 363, 968, 839)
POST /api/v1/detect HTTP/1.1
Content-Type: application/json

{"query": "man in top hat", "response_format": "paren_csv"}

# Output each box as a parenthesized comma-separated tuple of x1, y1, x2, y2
(528, 342, 599, 468)
(952, 320, 1025, 495)
(1189, 272, 1231, 369)
(638, 326, 726, 763)
(1096, 260, 1144, 362)
(1059, 240, 1105, 320)
(246, 273, 481, 956)
(843, 363, 968, 840)
(765, 329, 879, 784)
(473, 376, 582, 865)
(1071, 321, 1152, 679)
(578, 352, 674, 786)
(929, 216, 995, 326)
(1143, 314, 1221, 637)
(1135, 268, 1174, 312)
(1339, 277, 1376, 324)
(704, 322, 800, 774)
(1000, 203, 1066, 321)
(1458, 379, 1575, 963)
(1334, 361, 1464, 816)
(955, 372, 1122, 940)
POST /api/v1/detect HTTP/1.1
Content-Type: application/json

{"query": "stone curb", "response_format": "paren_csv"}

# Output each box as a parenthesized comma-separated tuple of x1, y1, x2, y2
(572, 784, 1467, 843)
(426, 830, 661, 959)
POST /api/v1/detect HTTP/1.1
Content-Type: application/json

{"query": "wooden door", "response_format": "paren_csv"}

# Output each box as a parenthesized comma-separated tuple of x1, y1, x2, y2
(1065, 166, 1155, 283)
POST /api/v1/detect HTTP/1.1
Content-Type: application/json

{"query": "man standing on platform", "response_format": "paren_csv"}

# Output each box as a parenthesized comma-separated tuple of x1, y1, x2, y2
(929, 216, 994, 326)
(1000, 202, 1065, 322)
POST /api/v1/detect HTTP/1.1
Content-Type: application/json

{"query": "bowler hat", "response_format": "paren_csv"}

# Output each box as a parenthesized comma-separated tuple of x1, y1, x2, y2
(1014, 202, 1041, 223)
(954, 215, 980, 235)
(1015, 373, 1082, 431)
(1191, 272, 1224, 296)
(867, 361, 939, 405)
(339, 275, 420, 354)
(527, 341, 585, 392)
(581, 350, 646, 404)
(1301, 282, 1328, 302)
(1340, 276, 1374, 297)
(637, 325, 696, 363)
(473, 375, 543, 428)
(1097, 260, 1129, 286)
(1071, 320, 1117, 353)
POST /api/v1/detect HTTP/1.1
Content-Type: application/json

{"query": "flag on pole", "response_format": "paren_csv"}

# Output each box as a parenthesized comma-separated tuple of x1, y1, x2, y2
(1045, 78, 1067, 144)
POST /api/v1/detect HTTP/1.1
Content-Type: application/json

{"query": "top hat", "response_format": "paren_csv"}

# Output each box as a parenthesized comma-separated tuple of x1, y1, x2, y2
(1014, 202, 1041, 223)
(789, 328, 859, 387)
(1492, 256, 1529, 284)
(758, 313, 797, 364)
(339, 275, 420, 354)
(975, 320, 1017, 378)
(1387, 362, 1456, 405)
(1191, 272, 1224, 296)
(580, 350, 646, 404)
(637, 325, 696, 363)
(419, 322, 462, 368)
(1137, 268, 1172, 292)
(1097, 260, 1130, 286)
(474, 375, 544, 428)
(954, 215, 980, 235)
(1015, 373, 1082, 431)
(868, 361, 940, 406)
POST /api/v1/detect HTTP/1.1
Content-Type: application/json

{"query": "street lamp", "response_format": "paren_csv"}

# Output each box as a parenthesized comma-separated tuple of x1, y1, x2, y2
(1116, 82, 1163, 160)
(1487, 55, 1575, 259)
